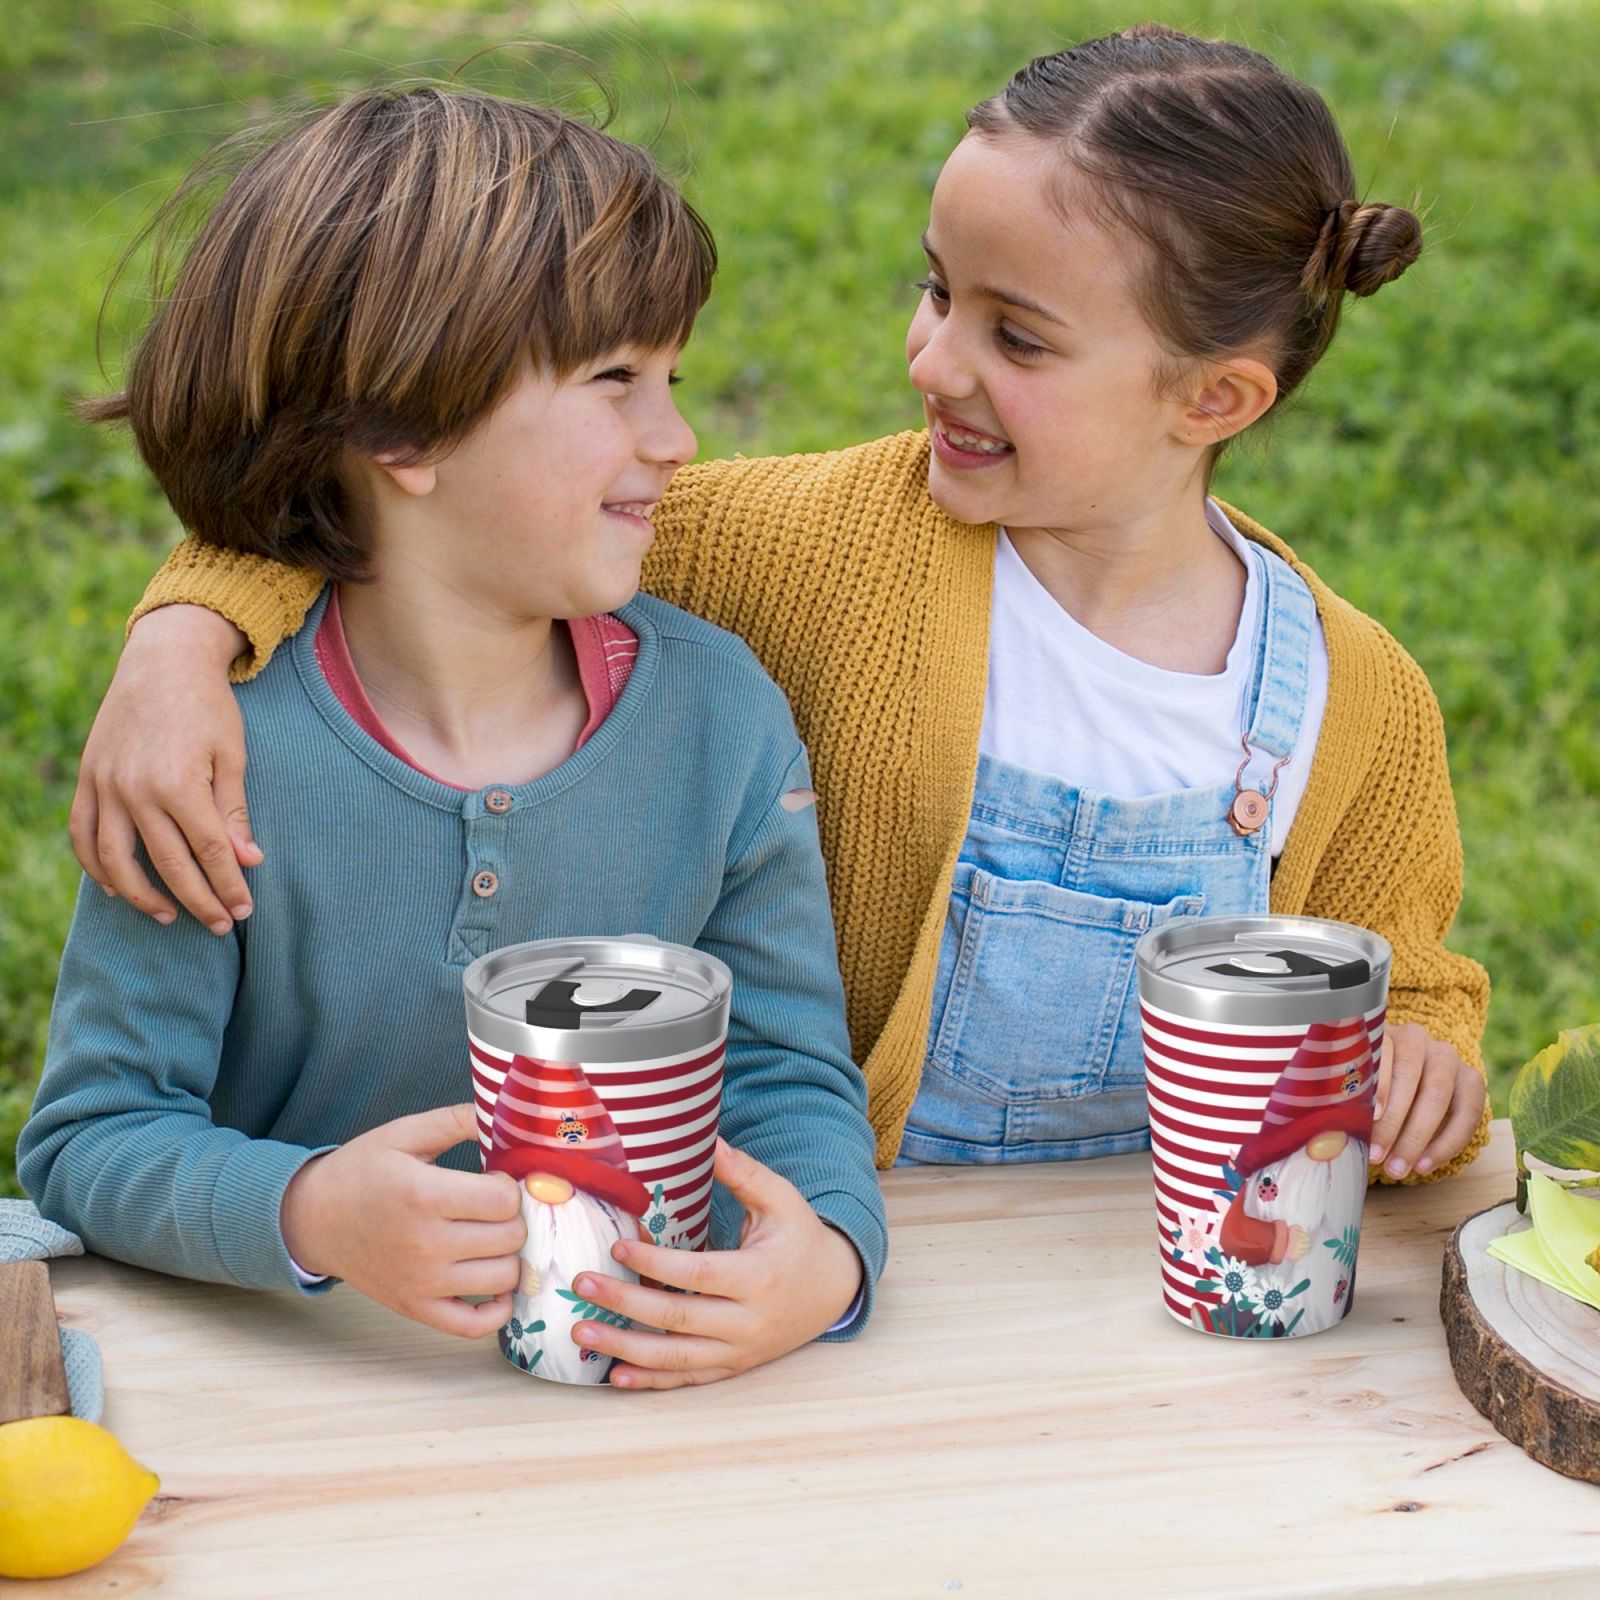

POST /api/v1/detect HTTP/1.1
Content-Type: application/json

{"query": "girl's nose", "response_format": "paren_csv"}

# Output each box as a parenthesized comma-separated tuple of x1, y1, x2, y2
(907, 311, 974, 402)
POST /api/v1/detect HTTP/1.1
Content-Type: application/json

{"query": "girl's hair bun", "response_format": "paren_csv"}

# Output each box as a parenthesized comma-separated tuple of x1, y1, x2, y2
(1304, 200, 1423, 301)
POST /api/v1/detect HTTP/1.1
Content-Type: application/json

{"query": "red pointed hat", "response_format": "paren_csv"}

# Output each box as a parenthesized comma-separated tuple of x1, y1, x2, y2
(486, 1056, 649, 1215)
(1233, 1018, 1378, 1176)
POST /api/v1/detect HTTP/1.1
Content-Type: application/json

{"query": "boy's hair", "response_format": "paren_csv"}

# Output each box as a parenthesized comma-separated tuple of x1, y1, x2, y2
(85, 87, 717, 580)
(967, 23, 1421, 427)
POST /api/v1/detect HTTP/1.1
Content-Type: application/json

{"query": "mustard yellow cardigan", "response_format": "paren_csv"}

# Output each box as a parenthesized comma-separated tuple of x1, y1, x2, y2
(133, 430, 1491, 1178)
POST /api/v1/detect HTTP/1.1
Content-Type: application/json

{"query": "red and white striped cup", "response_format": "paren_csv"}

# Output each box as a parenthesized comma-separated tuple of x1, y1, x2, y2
(463, 937, 731, 1381)
(1135, 915, 1390, 1340)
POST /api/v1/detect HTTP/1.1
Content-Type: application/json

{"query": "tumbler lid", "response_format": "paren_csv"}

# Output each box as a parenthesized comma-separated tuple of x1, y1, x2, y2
(1136, 915, 1390, 1025)
(464, 936, 731, 1063)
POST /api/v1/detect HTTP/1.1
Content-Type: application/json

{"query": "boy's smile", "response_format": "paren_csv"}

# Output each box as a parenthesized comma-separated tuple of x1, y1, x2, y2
(364, 343, 695, 623)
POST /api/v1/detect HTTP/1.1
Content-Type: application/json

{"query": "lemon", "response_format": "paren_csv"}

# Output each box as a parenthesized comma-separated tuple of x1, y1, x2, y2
(0, 1416, 160, 1579)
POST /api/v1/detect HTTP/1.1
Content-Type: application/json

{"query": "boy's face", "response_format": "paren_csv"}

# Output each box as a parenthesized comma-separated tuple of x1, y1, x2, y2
(372, 344, 695, 620)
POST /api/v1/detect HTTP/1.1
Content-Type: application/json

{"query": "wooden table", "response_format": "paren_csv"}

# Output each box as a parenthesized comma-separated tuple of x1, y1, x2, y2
(36, 1121, 1600, 1597)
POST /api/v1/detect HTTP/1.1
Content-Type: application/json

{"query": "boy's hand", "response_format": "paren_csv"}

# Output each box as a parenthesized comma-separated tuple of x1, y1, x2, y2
(70, 604, 256, 934)
(1369, 1022, 1486, 1180)
(567, 1138, 863, 1389)
(280, 1102, 525, 1339)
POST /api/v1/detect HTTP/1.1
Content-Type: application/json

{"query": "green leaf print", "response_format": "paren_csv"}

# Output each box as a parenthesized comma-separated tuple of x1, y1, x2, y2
(1321, 1227, 1360, 1270)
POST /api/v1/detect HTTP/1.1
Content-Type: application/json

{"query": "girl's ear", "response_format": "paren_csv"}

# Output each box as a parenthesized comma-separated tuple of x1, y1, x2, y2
(372, 451, 437, 497)
(1181, 357, 1278, 447)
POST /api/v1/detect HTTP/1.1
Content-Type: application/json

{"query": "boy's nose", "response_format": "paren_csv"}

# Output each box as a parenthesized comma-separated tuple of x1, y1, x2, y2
(643, 397, 697, 468)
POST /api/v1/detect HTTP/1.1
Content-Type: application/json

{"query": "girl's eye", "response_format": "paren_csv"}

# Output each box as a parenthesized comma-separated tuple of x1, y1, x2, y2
(913, 277, 950, 307)
(996, 325, 1045, 358)
(594, 366, 637, 385)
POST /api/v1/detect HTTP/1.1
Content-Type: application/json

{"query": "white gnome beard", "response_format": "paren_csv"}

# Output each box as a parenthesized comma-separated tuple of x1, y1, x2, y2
(1248, 1140, 1369, 1333)
(508, 1186, 639, 1385)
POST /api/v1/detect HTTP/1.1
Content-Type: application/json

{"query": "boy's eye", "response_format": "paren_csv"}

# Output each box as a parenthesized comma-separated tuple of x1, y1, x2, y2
(913, 277, 949, 307)
(594, 366, 637, 384)
(996, 325, 1045, 358)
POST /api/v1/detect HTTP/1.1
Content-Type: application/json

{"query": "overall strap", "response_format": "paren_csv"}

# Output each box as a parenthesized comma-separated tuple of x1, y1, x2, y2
(1239, 542, 1316, 776)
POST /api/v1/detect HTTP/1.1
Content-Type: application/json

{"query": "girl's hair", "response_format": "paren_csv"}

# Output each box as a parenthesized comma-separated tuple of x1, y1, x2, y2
(85, 87, 717, 580)
(967, 23, 1420, 424)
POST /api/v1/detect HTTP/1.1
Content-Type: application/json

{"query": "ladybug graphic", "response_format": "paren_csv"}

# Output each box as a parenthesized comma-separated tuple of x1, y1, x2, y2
(556, 1116, 589, 1145)
(1334, 1277, 1349, 1304)
(1257, 1174, 1279, 1203)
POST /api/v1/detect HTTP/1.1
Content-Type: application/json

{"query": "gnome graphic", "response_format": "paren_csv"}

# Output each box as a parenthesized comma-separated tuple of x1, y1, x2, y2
(1214, 1017, 1378, 1336)
(486, 1056, 650, 1384)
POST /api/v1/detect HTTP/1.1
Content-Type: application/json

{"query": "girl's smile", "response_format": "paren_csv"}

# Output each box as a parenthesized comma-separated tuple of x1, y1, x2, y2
(906, 131, 1206, 543)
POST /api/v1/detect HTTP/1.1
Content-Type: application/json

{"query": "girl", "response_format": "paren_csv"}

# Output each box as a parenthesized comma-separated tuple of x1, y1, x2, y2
(69, 26, 1488, 1208)
(21, 87, 884, 1389)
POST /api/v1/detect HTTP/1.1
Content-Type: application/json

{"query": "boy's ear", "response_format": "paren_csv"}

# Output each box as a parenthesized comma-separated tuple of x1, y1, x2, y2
(372, 450, 437, 498)
(1180, 356, 1278, 447)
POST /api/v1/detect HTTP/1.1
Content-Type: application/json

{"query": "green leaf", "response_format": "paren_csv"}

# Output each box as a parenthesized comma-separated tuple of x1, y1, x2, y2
(1509, 1024, 1600, 1172)
(1192, 1278, 1220, 1293)
(1286, 1278, 1311, 1298)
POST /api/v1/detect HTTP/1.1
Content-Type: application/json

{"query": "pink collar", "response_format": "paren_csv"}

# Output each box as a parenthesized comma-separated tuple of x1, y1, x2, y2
(315, 588, 638, 790)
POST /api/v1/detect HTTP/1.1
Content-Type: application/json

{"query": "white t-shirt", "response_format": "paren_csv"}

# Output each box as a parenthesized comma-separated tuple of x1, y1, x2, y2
(979, 502, 1329, 856)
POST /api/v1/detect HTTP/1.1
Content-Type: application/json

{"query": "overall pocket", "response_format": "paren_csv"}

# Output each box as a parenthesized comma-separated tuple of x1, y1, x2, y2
(922, 864, 1203, 1151)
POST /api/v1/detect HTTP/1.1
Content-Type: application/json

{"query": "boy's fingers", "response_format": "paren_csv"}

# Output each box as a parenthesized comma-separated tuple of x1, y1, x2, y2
(612, 1237, 741, 1297)
(443, 1253, 522, 1300)
(1369, 1025, 1425, 1163)
(426, 1165, 524, 1224)
(386, 1101, 486, 1162)
(573, 1270, 738, 1338)
(96, 799, 178, 922)
(445, 1215, 528, 1261)
(711, 1137, 802, 1218)
(570, 1317, 731, 1375)
(608, 1361, 737, 1391)
(1415, 1070, 1487, 1175)
(424, 1293, 513, 1340)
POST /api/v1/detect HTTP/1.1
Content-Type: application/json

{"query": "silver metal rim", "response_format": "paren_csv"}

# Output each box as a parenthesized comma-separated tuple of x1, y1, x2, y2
(463, 937, 732, 1064)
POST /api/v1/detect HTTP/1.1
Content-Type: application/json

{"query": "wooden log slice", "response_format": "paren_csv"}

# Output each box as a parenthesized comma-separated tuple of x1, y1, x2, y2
(1442, 1201, 1600, 1484)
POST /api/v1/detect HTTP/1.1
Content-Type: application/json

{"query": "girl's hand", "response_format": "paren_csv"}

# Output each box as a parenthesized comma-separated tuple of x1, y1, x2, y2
(1369, 1021, 1487, 1180)
(280, 1102, 526, 1339)
(70, 605, 258, 933)
(567, 1138, 864, 1389)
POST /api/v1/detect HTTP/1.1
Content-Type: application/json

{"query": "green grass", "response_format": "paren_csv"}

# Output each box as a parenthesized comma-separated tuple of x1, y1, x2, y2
(3, 0, 1597, 1194)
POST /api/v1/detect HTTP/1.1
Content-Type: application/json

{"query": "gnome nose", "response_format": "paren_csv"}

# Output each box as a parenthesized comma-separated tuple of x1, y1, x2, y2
(524, 1173, 576, 1205)
(1306, 1130, 1348, 1163)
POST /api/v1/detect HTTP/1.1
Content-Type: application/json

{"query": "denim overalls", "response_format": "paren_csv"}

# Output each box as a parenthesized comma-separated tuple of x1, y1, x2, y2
(898, 540, 1316, 1164)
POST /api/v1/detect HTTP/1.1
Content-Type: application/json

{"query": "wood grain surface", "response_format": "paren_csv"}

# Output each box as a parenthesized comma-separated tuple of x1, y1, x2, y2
(1443, 1201, 1600, 1484)
(32, 1122, 1600, 1599)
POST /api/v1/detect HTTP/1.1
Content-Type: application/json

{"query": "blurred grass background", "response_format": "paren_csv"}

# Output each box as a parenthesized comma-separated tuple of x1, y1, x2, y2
(3, 0, 1597, 1193)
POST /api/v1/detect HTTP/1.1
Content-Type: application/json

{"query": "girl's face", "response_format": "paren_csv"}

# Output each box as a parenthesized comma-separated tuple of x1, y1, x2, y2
(905, 133, 1206, 536)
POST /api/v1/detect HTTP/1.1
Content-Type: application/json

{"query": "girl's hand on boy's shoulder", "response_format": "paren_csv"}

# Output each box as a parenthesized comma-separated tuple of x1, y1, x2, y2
(280, 1102, 526, 1339)
(1369, 1022, 1487, 1180)
(71, 604, 259, 935)
(568, 1138, 864, 1390)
